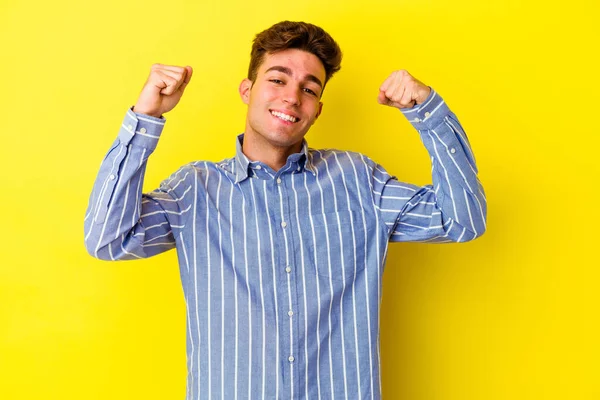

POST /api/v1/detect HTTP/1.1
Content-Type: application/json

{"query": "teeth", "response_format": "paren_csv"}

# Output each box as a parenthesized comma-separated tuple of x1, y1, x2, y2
(271, 111, 298, 123)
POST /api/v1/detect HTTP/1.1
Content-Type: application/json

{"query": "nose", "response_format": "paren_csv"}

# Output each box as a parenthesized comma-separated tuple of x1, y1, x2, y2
(282, 85, 301, 106)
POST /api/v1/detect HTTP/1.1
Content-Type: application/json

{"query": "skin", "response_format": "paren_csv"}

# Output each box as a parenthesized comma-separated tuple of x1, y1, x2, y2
(238, 49, 325, 170)
(133, 52, 431, 171)
(133, 63, 193, 118)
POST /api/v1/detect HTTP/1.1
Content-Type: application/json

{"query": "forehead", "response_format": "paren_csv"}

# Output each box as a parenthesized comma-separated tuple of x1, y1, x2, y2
(259, 48, 326, 83)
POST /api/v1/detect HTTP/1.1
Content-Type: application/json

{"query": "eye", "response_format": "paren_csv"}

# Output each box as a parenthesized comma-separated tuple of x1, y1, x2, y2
(269, 79, 284, 84)
(303, 88, 317, 96)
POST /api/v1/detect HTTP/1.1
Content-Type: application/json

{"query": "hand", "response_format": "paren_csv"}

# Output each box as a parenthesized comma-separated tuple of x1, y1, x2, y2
(133, 64, 193, 118)
(377, 70, 431, 110)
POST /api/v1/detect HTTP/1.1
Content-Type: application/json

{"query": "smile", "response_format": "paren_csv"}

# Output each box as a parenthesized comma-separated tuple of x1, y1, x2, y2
(270, 110, 299, 123)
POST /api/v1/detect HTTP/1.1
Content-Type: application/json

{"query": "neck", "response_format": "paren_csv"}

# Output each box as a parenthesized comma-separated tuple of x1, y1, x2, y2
(242, 134, 303, 172)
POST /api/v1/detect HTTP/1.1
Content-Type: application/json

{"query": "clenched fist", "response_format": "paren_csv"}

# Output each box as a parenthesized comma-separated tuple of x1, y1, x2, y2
(133, 64, 193, 118)
(377, 70, 431, 110)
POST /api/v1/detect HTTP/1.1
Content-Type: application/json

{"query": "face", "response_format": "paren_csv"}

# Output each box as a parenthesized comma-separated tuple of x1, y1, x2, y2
(239, 48, 325, 155)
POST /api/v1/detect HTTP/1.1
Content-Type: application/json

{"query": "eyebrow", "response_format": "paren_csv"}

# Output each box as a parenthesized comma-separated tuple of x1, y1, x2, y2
(264, 66, 323, 89)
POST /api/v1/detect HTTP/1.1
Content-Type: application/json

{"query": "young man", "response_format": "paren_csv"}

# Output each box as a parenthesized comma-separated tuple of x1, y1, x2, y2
(85, 21, 486, 400)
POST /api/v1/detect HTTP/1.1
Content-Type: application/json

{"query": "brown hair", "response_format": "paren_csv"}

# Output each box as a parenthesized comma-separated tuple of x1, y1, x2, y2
(248, 21, 342, 88)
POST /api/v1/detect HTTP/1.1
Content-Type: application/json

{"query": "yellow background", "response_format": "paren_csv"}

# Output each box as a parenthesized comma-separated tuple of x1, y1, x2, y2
(1, 0, 599, 398)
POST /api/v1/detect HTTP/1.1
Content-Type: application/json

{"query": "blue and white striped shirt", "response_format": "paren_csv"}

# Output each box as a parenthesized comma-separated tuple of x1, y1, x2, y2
(84, 90, 486, 400)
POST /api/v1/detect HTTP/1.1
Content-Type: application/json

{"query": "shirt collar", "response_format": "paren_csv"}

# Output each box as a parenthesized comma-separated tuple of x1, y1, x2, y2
(233, 134, 315, 184)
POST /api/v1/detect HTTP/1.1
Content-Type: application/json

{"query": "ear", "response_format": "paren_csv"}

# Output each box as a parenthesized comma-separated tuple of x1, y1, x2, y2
(239, 78, 253, 105)
(314, 101, 323, 120)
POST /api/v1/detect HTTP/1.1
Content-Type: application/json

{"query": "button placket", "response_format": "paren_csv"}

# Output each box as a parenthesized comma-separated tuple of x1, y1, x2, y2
(274, 170, 300, 392)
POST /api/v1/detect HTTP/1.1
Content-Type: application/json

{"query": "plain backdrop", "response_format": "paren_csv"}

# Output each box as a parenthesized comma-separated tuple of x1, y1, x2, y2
(1, 0, 599, 399)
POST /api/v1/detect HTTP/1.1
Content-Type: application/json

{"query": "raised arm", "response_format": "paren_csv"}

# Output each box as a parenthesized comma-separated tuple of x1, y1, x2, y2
(373, 70, 487, 243)
(84, 64, 194, 260)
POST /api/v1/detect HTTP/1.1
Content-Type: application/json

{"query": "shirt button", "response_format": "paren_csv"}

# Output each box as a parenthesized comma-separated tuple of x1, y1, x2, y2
(139, 127, 147, 134)
(288, 356, 295, 362)
(281, 221, 287, 228)
(127, 124, 133, 131)
(276, 178, 282, 184)
(288, 310, 294, 317)
(450, 148, 456, 154)
(424, 111, 431, 118)
(256, 165, 262, 170)
(109, 174, 116, 180)
(285, 266, 292, 273)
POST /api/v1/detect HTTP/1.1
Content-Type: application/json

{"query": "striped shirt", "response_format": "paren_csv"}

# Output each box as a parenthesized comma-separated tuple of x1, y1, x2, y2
(84, 90, 486, 400)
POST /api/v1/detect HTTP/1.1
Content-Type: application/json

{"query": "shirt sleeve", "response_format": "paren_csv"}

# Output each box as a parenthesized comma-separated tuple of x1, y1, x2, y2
(83, 109, 187, 260)
(372, 89, 487, 243)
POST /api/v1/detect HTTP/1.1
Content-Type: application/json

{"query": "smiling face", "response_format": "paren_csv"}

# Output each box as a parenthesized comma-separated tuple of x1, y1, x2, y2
(239, 48, 326, 160)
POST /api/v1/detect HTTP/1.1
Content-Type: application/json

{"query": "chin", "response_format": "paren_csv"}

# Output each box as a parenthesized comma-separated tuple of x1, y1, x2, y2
(264, 130, 304, 147)
(246, 121, 307, 150)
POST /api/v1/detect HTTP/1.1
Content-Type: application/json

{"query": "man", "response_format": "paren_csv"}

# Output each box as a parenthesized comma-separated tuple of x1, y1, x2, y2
(85, 21, 486, 400)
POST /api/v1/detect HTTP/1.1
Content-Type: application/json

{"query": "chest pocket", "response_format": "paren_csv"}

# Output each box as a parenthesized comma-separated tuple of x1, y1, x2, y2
(302, 210, 366, 283)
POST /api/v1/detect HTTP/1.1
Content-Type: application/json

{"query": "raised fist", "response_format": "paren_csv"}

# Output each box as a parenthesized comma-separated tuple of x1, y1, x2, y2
(377, 70, 430, 110)
(133, 64, 193, 118)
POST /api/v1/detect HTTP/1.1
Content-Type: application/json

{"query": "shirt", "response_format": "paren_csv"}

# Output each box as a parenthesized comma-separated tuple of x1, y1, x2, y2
(84, 89, 486, 400)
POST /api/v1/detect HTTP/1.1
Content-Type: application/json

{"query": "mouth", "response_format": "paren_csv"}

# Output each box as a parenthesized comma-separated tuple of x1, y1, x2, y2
(270, 109, 300, 123)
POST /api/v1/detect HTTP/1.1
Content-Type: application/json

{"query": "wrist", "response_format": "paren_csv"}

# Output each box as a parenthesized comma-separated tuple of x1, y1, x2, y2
(132, 105, 162, 118)
(415, 86, 432, 105)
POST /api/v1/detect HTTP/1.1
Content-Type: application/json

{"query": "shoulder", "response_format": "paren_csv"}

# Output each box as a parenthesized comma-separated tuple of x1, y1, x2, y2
(308, 147, 377, 171)
(182, 156, 236, 175)
(160, 158, 234, 190)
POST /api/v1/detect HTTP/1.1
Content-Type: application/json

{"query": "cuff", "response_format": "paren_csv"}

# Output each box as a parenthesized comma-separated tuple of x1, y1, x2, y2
(117, 107, 166, 150)
(400, 89, 451, 131)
